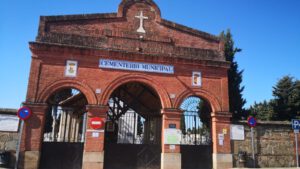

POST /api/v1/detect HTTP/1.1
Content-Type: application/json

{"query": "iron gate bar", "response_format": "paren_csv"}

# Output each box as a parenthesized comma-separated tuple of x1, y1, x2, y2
(108, 96, 130, 122)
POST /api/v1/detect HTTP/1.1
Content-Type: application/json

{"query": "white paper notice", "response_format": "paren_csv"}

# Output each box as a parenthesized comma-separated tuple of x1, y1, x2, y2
(230, 125, 245, 140)
(169, 145, 176, 150)
(218, 133, 224, 146)
(0, 114, 19, 132)
(92, 132, 100, 138)
(219, 139, 224, 146)
(164, 129, 182, 145)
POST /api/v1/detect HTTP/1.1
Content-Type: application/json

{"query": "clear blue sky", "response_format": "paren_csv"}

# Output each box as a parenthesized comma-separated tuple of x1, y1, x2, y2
(0, 0, 299, 109)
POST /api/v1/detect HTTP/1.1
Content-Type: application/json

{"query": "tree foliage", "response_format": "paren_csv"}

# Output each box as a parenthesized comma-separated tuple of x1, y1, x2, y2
(272, 76, 300, 120)
(249, 76, 300, 121)
(249, 100, 275, 121)
(221, 30, 246, 120)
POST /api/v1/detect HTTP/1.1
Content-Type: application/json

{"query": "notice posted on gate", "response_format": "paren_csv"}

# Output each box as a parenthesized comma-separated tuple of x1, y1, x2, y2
(164, 129, 181, 145)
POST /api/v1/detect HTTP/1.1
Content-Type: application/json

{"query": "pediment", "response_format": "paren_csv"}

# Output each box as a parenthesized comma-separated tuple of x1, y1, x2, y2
(35, 0, 225, 62)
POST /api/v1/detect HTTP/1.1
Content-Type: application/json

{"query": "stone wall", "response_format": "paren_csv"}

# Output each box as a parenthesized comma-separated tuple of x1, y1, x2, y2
(0, 108, 19, 168)
(232, 121, 296, 168)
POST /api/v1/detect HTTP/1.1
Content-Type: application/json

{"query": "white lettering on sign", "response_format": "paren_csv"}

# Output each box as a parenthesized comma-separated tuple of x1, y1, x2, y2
(92, 121, 102, 125)
(99, 59, 174, 74)
(292, 119, 300, 130)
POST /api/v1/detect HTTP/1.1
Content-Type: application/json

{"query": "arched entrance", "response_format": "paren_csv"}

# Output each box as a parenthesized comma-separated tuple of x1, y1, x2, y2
(22, 0, 234, 168)
(104, 82, 162, 169)
(39, 88, 88, 169)
(179, 96, 213, 169)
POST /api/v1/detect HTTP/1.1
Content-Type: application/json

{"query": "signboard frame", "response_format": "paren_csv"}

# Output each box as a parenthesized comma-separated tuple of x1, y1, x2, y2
(192, 71, 202, 87)
(164, 128, 182, 145)
(292, 119, 300, 130)
(230, 124, 245, 140)
(0, 114, 20, 132)
(65, 60, 78, 77)
(99, 59, 174, 74)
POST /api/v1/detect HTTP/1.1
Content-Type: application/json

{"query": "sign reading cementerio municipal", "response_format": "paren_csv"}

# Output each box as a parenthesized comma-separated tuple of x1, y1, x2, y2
(99, 59, 174, 74)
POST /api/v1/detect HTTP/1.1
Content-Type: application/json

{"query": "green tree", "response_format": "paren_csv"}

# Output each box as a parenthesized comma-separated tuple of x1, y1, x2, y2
(272, 76, 297, 120)
(221, 30, 246, 120)
(291, 80, 300, 118)
(249, 100, 275, 121)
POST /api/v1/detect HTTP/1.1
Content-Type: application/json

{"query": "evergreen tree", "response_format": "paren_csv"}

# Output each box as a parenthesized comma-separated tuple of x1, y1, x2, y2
(221, 30, 246, 120)
(249, 100, 275, 121)
(293, 80, 300, 118)
(291, 80, 300, 118)
(273, 76, 299, 120)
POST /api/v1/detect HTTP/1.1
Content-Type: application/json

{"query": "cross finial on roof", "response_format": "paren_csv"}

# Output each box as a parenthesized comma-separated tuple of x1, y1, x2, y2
(135, 11, 148, 33)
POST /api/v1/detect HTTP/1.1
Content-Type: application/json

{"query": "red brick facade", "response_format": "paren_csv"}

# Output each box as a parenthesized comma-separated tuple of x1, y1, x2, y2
(21, 0, 233, 168)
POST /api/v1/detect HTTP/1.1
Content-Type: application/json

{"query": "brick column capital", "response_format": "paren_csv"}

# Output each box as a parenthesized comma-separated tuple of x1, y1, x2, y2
(22, 102, 48, 113)
(211, 111, 232, 123)
(161, 108, 182, 119)
(86, 104, 109, 118)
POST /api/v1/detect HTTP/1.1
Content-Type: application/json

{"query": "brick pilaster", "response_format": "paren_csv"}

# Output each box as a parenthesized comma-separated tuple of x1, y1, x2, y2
(19, 102, 48, 169)
(161, 108, 182, 169)
(82, 104, 108, 169)
(211, 111, 233, 169)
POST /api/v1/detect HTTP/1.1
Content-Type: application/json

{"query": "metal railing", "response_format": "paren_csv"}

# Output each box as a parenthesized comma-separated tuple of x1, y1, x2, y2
(43, 107, 86, 143)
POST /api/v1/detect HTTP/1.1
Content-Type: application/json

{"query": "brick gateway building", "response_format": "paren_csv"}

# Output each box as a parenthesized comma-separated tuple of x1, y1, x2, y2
(20, 0, 232, 169)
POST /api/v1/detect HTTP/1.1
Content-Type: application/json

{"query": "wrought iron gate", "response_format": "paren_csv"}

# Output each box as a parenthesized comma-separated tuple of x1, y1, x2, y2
(39, 142, 84, 169)
(39, 106, 86, 169)
(104, 83, 162, 169)
(180, 96, 213, 169)
(104, 112, 161, 169)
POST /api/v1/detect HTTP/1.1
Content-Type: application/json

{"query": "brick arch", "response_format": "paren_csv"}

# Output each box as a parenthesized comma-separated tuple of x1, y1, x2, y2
(100, 73, 171, 109)
(174, 89, 222, 113)
(37, 79, 97, 105)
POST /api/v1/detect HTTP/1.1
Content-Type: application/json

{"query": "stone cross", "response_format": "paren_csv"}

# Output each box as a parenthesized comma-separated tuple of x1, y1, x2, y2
(135, 11, 148, 33)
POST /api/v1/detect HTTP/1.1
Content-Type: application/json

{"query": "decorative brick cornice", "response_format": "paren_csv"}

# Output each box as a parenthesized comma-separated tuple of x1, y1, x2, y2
(29, 42, 230, 69)
(34, 0, 225, 63)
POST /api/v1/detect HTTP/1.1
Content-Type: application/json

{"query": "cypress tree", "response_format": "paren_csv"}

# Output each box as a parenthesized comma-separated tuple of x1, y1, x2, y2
(221, 30, 246, 120)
